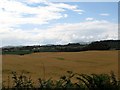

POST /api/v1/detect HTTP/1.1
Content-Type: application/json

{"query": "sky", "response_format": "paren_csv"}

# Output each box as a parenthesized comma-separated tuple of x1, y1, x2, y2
(0, 0, 118, 46)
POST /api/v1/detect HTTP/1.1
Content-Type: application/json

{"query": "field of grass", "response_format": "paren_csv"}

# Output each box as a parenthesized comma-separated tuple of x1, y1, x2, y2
(2, 50, 118, 86)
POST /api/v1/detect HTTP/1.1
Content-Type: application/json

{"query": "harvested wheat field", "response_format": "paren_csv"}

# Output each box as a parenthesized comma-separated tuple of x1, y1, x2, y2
(2, 50, 119, 83)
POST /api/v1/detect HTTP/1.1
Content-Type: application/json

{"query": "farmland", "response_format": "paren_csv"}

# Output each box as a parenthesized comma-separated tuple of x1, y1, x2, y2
(2, 50, 118, 84)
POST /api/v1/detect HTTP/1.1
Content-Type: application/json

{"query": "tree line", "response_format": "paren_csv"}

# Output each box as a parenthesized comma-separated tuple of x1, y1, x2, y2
(2, 40, 120, 55)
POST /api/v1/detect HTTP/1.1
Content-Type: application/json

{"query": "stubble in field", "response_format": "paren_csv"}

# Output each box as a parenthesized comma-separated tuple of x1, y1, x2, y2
(2, 50, 118, 82)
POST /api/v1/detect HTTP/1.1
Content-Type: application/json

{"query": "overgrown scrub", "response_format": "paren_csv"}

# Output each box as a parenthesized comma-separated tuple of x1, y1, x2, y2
(2, 71, 120, 90)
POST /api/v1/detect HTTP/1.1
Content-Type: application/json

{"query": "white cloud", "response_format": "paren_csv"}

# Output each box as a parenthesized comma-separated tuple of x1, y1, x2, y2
(64, 14, 68, 18)
(0, 0, 117, 46)
(100, 13, 110, 16)
(85, 17, 94, 21)
(47, 2, 85, 14)
(25, 0, 47, 3)
(1, 20, 118, 46)
(78, 12, 83, 14)
(0, 0, 82, 28)
(48, 3, 77, 10)
(73, 9, 85, 14)
(73, 9, 84, 12)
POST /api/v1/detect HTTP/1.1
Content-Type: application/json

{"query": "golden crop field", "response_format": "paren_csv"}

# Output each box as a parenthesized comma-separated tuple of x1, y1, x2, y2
(2, 50, 119, 83)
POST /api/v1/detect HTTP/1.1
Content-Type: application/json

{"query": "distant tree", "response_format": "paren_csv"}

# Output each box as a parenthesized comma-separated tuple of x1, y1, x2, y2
(85, 41, 110, 50)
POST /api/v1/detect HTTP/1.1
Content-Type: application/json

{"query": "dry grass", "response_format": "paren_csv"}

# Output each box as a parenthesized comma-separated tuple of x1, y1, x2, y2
(2, 50, 118, 84)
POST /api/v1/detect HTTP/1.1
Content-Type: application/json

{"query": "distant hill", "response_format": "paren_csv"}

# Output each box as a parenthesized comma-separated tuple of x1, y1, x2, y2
(82, 40, 120, 51)
(1, 40, 120, 55)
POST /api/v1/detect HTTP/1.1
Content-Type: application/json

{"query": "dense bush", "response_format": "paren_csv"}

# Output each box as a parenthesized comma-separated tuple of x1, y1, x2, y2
(2, 71, 120, 90)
